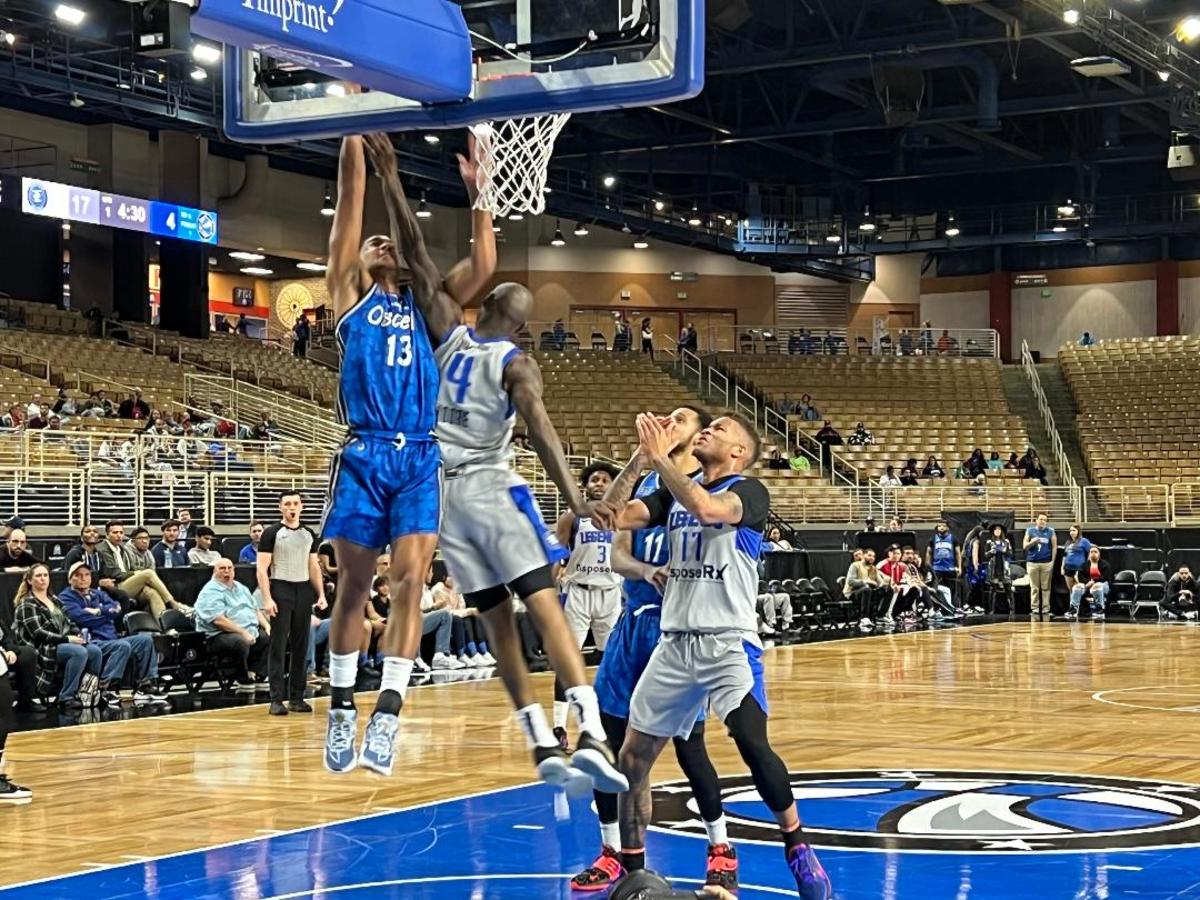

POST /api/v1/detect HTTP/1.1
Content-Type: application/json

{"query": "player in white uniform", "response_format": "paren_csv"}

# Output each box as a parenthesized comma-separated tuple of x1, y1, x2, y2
(593, 411, 832, 900)
(433, 283, 626, 794)
(552, 464, 622, 743)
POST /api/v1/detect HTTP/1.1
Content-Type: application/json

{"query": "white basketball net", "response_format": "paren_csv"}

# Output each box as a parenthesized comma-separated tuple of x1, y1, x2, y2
(469, 113, 571, 218)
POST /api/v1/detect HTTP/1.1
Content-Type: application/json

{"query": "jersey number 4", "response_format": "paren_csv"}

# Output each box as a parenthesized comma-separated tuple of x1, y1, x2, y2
(386, 334, 413, 368)
(445, 352, 476, 404)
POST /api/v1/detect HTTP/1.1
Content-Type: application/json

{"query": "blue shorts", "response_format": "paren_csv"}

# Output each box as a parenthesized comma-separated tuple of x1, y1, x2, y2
(322, 436, 441, 550)
(594, 604, 705, 724)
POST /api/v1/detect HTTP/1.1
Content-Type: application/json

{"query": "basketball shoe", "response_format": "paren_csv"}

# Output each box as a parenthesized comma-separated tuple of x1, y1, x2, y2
(324, 707, 359, 774)
(786, 843, 831, 900)
(705, 843, 739, 892)
(570, 845, 625, 891)
(358, 712, 401, 776)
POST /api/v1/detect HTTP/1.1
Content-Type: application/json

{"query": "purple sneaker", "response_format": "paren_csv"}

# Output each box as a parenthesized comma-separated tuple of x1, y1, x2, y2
(786, 843, 832, 900)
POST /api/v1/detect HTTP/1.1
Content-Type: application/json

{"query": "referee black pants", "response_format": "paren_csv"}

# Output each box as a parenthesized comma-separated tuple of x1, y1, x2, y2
(268, 580, 315, 703)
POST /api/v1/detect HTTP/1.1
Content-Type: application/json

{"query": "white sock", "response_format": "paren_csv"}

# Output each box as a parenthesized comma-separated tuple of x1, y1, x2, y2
(329, 651, 359, 690)
(564, 684, 605, 742)
(600, 820, 622, 851)
(516, 703, 557, 749)
(379, 657, 414, 702)
(705, 816, 728, 846)
(553, 699, 569, 730)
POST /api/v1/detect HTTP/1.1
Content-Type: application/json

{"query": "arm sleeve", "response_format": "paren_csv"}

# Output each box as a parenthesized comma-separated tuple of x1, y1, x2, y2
(639, 486, 674, 528)
(729, 479, 771, 530)
(258, 525, 280, 555)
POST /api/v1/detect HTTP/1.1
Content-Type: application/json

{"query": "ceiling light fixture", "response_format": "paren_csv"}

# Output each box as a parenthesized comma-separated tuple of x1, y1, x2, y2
(551, 221, 566, 247)
(416, 193, 432, 219)
(1158, 69, 1172, 82)
(240, 267, 274, 276)
(230, 251, 266, 262)
(69, 93, 84, 108)
(320, 191, 334, 217)
(1052, 225, 1068, 233)
(1177, 16, 1200, 42)
(508, 211, 524, 222)
(1057, 200, 1076, 217)
(602, 174, 617, 189)
(621, 223, 632, 234)
(2, 31, 15, 46)
(1063, 7, 1080, 26)
(492, 224, 502, 233)
(654, 199, 666, 212)
(54, 4, 86, 27)
(423, 133, 440, 145)
(297, 262, 327, 272)
(573, 222, 589, 237)
(633, 237, 649, 250)
(687, 204, 702, 227)
(192, 43, 222, 65)
(944, 215, 960, 238)
(825, 231, 841, 244)
(190, 66, 208, 81)
(859, 206, 877, 233)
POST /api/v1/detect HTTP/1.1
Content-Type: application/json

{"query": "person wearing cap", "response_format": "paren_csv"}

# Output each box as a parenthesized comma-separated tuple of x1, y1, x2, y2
(0, 528, 39, 573)
(0, 516, 25, 541)
(57, 561, 166, 706)
(188, 527, 221, 567)
(194, 558, 270, 691)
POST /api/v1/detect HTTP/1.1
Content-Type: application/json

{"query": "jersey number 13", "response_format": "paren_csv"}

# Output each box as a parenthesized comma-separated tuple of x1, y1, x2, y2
(386, 334, 413, 368)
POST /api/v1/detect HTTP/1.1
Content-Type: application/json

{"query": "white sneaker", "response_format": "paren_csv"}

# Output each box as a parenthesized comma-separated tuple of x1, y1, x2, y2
(412, 656, 432, 673)
(458, 654, 475, 668)
(1186, 611, 1198, 621)
(858, 617, 874, 630)
(878, 614, 895, 626)
(759, 622, 776, 636)
(479, 651, 496, 665)
(432, 652, 465, 670)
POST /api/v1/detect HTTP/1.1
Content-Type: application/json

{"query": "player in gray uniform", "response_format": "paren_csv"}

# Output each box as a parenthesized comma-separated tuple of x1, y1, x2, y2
(433, 283, 626, 795)
(593, 411, 832, 900)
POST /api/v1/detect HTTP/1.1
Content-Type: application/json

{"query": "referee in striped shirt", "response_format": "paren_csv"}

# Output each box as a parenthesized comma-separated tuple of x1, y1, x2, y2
(258, 491, 327, 716)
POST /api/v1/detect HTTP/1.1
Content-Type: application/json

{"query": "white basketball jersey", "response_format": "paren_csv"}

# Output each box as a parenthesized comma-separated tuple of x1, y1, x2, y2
(564, 517, 621, 588)
(662, 475, 761, 639)
(434, 325, 520, 470)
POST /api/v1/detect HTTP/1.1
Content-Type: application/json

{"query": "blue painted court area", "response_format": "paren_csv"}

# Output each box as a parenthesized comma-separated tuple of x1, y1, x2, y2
(6, 770, 1200, 899)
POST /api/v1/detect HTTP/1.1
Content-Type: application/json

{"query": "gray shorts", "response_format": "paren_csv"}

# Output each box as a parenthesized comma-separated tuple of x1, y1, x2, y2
(628, 631, 767, 740)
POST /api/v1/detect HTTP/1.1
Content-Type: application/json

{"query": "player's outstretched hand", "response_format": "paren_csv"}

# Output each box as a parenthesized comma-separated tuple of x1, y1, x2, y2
(363, 133, 398, 179)
(637, 411, 674, 464)
(587, 499, 623, 531)
(457, 132, 481, 202)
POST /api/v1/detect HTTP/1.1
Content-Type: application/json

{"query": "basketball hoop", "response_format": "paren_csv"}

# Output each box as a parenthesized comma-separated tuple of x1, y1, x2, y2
(469, 113, 571, 218)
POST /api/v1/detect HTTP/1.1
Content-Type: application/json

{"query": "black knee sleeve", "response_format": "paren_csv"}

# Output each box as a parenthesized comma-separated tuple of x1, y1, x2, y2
(554, 678, 566, 703)
(465, 585, 511, 614)
(673, 721, 724, 822)
(725, 696, 793, 814)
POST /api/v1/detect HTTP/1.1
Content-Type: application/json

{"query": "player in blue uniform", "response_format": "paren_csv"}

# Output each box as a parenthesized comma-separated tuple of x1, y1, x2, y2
(321, 123, 497, 776)
(571, 405, 737, 894)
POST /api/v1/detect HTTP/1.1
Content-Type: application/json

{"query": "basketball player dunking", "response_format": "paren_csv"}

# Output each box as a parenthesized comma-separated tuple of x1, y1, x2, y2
(593, 412, 832, 900)
(365, 133, 625, 793)
(570, 406, 738, 894)
(321, 122, 496, 775)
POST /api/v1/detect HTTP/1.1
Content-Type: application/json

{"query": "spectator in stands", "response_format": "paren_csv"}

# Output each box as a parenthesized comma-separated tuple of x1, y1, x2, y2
(25, 405, 49, 430)
(788, 446, 812, 473)
(848, 422, 875, 446)
(815, 420, 843, 467)
(879, 544, 919, 625)
(1060, 524, 1093, 593)
(862, 517, 878, 532)
(926, 519, 961, 605)
(979, 524, 1015, 612)
(98, 521, 186, 623)
(0, 529, 38, 572)
(431, 574, 494, 667)
(61, 523, 136, 614)
(797, 394, 820, 421)
(235, 314, 249, 335)
(58, 561, 166, 706)
(214, 315, 231, 334)
(878, 465, 901, 488)
(845, 548, 886, 628)
(83, 390, 114, 418)
(1024, 451, 1048, 485)
(318, 539, 338, 597)
(764, 526, 793, 552)
(887, 517, 905, 532)
(963, 448, 988, 479)
(194, 559, 270, 691)
(365, 576, 390, 671)
(176, 509, 199, 549)
(52, 388, 76, 417)
(640, 318, 654, 359)
(251, 413, 277, 442)
(1068, 546, 1110, 620)
(987, 451, 1003, 473)
(1, 404, 23, 430)
(152, 520, 189, 569)
(1004, 452, 1022, 471)
(418, 571, 464, 670)
(773, 396, 796, 416)
(0, 615, 38, 713)
(1078, 331, 1096, 347)
(756, 579, 791, 636)
(188, 527, 220, 566)
(684, 321, 699, 352)
(126, 527, 191, 630)
(14, 564, 100, 710)
(239, 522, 265, 564)
(766, 448, 787, 470)
(920, 321, 934, 355)
(24, 394, 42, 419)
(823, 331, 842, 355)
(1164, 566, 1199, 620)
(118, 390, 151, 421)
(292, 315, 311, 358)
(899, 458, 920, 486)
(1023, 514, 1057, 619)
(0, 517, 22, 541)
(898, 330, 914, 356)
(922, 456, 946, 479)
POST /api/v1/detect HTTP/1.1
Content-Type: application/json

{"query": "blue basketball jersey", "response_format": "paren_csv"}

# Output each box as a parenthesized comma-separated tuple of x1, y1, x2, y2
(336, 284, 438, 439)
(625, 470, 670, 612)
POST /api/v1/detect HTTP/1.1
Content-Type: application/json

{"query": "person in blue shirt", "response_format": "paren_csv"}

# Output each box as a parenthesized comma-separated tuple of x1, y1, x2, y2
(238, 522, 264, 565)
(58, 561, 164, 705)
(1022, 514, 1057, 619)
(195, 558, 270, 690)
(151, 519, 189, 568)
(1079, 331, 1096, 347)
(1059, 524, 1093, 594)
(926, 520, 961, 608)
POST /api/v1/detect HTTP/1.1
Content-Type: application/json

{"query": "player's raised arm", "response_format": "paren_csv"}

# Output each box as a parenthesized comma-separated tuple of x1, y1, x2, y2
(443, 134, 498, 308)
(592, 447, 652, 531)
(638, 413, 743, 526)
(505, 354, 589, 519)
(361, 133, 460, 341)
(327, 133, 367, 317)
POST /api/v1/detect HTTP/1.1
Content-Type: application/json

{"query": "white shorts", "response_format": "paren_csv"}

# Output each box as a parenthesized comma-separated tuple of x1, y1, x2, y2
(563, 583, 622, 651)
(439, 466, 568, 596)
(629, 631, 767, 739)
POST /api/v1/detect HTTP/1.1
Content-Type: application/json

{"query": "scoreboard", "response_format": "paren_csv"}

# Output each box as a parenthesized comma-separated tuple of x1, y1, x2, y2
(0, 174, 218, 245)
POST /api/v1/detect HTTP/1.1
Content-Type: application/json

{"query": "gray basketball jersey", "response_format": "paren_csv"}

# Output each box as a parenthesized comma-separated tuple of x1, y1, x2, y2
(434, 325, 520, 470)
(564, 517, 620, 588)
(662, 475, 762, 639)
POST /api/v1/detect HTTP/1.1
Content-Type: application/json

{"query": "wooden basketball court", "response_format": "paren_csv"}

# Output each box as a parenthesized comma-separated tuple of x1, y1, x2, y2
(3, 622, 1198, 899)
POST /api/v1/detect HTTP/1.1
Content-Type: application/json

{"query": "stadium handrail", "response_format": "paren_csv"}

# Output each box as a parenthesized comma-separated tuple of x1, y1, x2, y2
(1082, 484, 1172, 526)
(0, 340, 53, 382)
(184, 373, 346, 448)
(703, 325, 1000, 359)
(1020, 339, 1080, 518)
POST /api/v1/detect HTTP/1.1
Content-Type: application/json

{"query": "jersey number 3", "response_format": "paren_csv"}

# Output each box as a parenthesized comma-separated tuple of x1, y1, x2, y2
(445, 352, 476, 404)
(386, 334, 413, 368)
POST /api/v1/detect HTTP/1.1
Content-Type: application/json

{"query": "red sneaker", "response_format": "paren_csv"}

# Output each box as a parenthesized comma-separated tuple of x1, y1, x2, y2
(570, 845, 625, 892)
(706, 843, 739, 892)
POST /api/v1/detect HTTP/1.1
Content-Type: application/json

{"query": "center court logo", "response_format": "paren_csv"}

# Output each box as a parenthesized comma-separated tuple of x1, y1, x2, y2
(241, 0, 345, 34)
(650, 770, 1200, 853)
